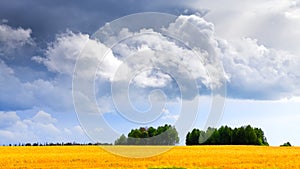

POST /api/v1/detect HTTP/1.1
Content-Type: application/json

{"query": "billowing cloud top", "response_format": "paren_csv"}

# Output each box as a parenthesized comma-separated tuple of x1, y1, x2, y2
(0, 13, 299, 114)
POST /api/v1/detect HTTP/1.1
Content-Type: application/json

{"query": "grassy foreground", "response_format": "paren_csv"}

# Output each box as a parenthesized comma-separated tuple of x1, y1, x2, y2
(0, 145, 300, 169)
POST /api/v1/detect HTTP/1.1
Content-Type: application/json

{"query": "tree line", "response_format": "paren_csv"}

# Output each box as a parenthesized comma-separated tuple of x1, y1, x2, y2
(186, 125, 269, 145)
(2, 124, 271, 146)
(2, 142, 112, 146)
(115, 124, 179, 145)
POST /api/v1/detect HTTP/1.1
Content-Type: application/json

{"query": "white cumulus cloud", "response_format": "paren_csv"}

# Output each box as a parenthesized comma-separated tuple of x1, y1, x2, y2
(220, 37, 300, 99)
(0, 110, 89, 144)
(0, 24, 33, 54)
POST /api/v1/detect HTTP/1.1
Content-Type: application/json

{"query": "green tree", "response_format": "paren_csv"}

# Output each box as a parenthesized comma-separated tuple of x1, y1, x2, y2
(217, 126, 232, 144)
(165, 126, 179, 145)
(188, 129, 200, 145)
(254, 128, 268, 145)
(127, 129, 142, 144)
(198, 130, 207, 144)
(203, 127, 217, 145)
(186, 125, 269, 146)
(209, 129, 220, 145)
(186, 132, 191, 145)
(280, 142, 292, 147)
(114, 134, 127, 145)
(148, 127, 156, 137)
(244, 125, 258, 145)
(122, 124, 179, 145)
(234, 127, 246, 145)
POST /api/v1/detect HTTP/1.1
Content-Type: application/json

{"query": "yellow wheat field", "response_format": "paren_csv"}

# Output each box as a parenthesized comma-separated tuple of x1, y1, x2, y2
(0, 146, 300, 169)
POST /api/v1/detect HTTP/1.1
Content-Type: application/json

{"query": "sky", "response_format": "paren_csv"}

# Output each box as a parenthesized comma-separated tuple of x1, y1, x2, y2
(0, 0, 300, 146)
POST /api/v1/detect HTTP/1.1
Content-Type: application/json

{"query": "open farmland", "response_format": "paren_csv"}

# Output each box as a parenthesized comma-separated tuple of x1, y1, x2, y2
(0, 146, 300, 169)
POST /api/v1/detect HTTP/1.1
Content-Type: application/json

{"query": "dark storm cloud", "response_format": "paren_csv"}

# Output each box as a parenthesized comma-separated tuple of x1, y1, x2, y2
(0, 0, 193, 43)
(0, 0, 196, 72)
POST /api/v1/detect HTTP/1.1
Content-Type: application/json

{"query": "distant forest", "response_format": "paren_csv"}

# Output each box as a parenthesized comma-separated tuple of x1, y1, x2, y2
(186, 125, 269, 146)
(2, 142, 112, 146)
(115, 124, 179, 145)
(115, 124, 269, 146)
(2, 124, 269, 146)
